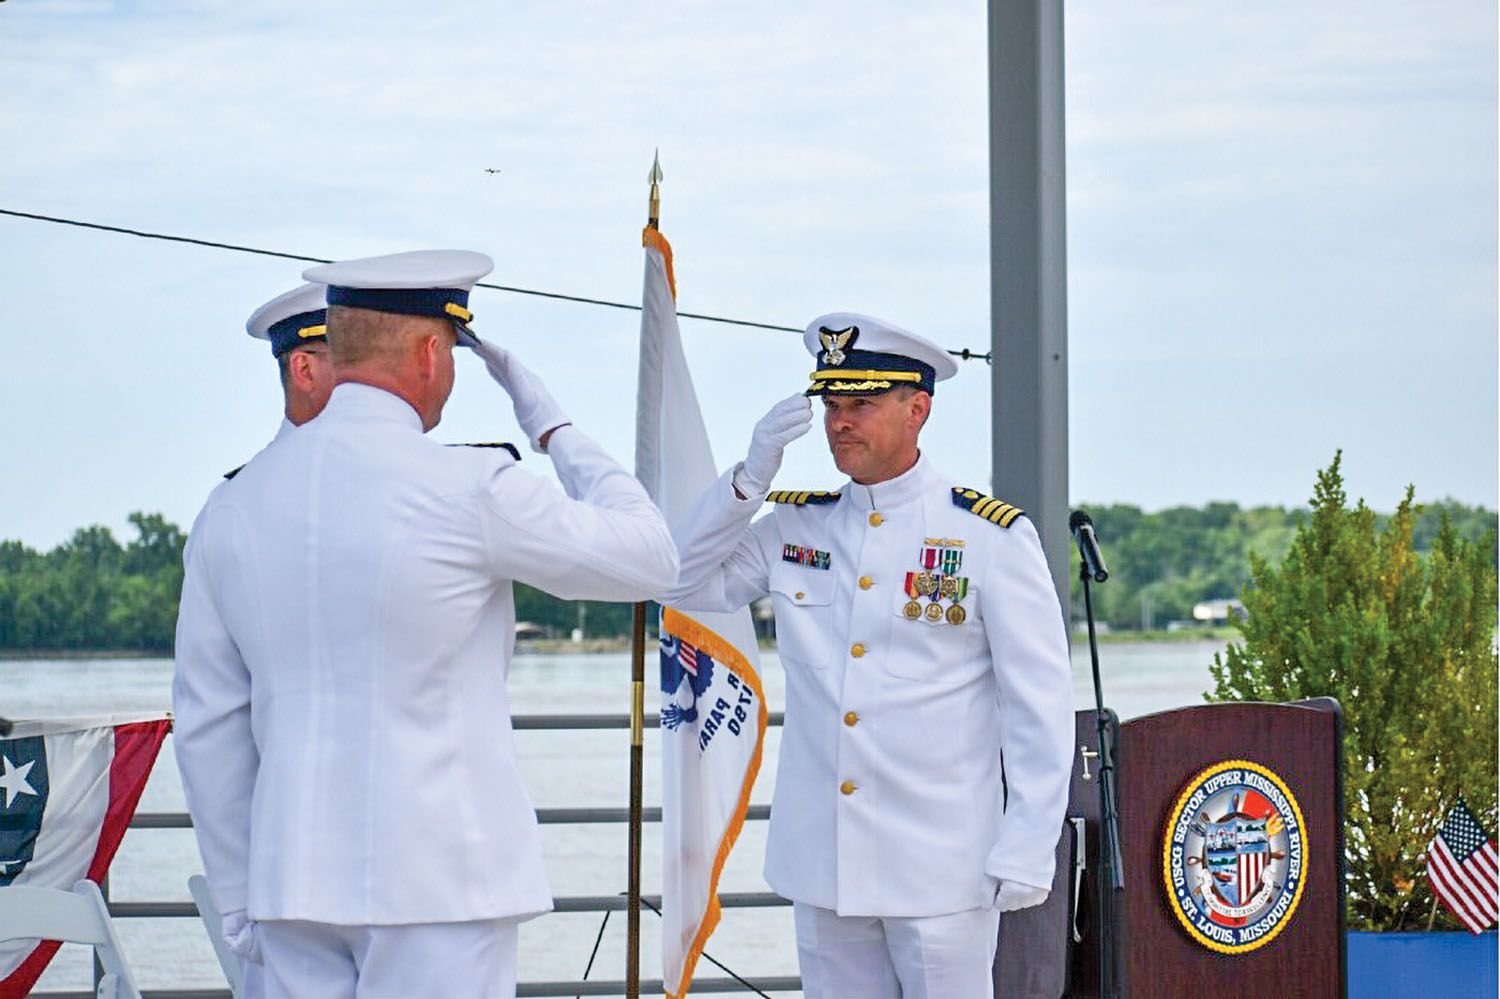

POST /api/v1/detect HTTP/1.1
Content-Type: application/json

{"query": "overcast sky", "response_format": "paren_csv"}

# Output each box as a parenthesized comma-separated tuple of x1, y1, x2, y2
(1, 0, 1495, 551)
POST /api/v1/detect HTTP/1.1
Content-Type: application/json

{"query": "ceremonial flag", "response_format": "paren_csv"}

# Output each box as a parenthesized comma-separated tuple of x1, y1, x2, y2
(0, 713, 171, 995)
(636, 225, 767, 997)
(1426, 798, 1499, 934)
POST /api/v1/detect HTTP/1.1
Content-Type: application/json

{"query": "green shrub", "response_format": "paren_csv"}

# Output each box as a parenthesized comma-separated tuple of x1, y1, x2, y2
(1209, 453, 1498, 931)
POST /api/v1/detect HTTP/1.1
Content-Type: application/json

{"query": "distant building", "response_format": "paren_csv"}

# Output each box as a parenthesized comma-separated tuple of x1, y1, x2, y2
(1192, 599, 1247, 625)
(514, 621, 549, 641)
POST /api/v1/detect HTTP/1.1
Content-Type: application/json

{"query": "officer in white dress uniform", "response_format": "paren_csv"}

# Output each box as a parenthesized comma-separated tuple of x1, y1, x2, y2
(662, 313, 1073, 999)
(173, 250, 679, 999)
(195, 281, 335, 999)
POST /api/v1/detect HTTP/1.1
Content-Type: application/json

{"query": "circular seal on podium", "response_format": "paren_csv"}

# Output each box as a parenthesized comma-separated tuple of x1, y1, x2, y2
(1161, 759, 1309, 954)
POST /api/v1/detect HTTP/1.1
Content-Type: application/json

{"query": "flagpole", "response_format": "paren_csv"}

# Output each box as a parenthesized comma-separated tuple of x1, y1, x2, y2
(628, 602, 644, 999)
(626, 151, 665, 999)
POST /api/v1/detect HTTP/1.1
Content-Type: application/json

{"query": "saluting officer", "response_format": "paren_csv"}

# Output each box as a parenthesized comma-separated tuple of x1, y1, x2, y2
(663, 313, 1073, 999)
(173, 250, 679, 999)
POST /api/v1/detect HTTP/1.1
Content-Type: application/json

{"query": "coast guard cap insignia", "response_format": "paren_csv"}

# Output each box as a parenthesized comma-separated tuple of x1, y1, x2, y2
(817, 325, 858, 367)
(1162, 760, 1309, 954)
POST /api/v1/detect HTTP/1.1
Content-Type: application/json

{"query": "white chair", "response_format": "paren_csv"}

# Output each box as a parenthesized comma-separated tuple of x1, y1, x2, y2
(0, 879, 141, 999)
(188, 874, 245, 999)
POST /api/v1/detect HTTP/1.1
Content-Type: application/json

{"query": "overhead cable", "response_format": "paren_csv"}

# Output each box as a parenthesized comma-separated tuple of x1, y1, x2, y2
(0, 207, 991, 359)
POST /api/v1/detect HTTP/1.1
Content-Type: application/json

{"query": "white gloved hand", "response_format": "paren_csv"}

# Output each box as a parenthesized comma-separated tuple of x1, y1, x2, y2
(471, 338, 571, 453)
(221, 908, 263, 965)
(994, 880, 1050, 912)
(732, 394, 814, 498)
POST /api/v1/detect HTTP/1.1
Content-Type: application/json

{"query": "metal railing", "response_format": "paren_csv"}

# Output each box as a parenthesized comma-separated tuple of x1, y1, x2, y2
(35, 712, 801, 999)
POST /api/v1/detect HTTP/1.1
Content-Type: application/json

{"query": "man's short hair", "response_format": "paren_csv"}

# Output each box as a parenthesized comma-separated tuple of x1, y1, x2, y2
(327, 304, 446, 368)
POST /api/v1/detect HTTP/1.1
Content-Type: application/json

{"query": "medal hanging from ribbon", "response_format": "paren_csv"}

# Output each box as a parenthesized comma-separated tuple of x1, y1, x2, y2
(903, 572, 924, 620)
(903, 540, 971, 626)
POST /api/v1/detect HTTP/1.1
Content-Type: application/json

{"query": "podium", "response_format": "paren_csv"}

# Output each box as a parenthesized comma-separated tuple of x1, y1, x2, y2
(996, 699, 1346, 997)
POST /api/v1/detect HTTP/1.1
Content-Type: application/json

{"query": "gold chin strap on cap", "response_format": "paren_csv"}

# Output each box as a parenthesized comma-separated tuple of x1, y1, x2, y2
(296, 324, 327, 339)
(807, 369, 922, 393)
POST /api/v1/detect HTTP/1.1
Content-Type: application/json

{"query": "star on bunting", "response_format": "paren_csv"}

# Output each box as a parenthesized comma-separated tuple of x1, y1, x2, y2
(0, 754, 38, 809)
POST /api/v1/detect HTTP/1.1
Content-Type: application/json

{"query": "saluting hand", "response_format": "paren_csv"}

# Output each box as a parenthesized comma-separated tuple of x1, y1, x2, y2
(734, 393, 814, 498)
(470, 339, 571, 453)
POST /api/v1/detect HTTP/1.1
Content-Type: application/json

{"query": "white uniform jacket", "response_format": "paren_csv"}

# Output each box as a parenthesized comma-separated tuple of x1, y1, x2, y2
(664, 455, 1072, 917)
(174, 383, 679, 926)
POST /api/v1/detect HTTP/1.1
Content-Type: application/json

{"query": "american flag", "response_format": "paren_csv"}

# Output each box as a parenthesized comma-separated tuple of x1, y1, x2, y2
(1239, 851, 1268, 905)
(1427, 798, 1499, 934)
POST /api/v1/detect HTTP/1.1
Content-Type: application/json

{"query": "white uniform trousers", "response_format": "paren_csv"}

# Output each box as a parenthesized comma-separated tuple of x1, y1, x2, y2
(241, 959, 263, 999)
(793, 902, 1000, 999)
(257, 918, 518, 999)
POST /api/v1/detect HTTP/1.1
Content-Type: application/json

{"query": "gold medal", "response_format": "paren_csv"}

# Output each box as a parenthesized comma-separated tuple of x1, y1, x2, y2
(915, 572, 937, 596)
(924, 601, 944, 622)
(946, 603, 967, 626)
(904, 600, 923, 620)
(939, 576, 959, 599)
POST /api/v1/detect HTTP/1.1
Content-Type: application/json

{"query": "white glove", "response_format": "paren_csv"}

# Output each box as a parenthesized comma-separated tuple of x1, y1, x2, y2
(732, 394, 814, 498)
(221, 908, 263, 965)
(994, 880, 1050, 912)
(471, 339, 570, 453)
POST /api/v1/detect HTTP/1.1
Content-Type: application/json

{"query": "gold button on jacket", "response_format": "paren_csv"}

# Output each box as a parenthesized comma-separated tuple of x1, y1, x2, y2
(840, 780, 856, 795)
(858, 575, 873, 590)
(844, 711, 859, 727)
(868, 512, 883, 527)
(850, 643, 866, 658)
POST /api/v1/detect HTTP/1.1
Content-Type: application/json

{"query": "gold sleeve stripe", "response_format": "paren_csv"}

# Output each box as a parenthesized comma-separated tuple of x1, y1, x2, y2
(974, 497, 1003, 520)
(951, 486, 1024, 528)
(766, 490, 841, 505)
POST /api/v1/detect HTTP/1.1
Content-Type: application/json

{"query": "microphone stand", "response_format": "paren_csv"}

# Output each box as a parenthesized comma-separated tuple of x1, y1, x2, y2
(1080, 562, 1124, 998)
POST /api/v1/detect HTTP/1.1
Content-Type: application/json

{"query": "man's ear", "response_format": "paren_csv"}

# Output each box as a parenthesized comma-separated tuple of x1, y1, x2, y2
(415, 333, 441, 379)
(910, 389, 932, 430)
(287, 350, 313, 390)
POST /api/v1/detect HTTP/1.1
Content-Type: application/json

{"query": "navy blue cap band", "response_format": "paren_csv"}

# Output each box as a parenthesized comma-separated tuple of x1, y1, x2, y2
(326, 285, 471, 320)
(266, 310, 328, 357)
(806, 348, 937, 395)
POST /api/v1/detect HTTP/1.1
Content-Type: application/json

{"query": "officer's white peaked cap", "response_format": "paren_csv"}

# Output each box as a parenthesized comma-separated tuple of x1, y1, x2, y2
(303, 249, 493, 293)
(802, 311, 957, 396)
(304, 250, 493, 344)
(246, 282, 328, 357)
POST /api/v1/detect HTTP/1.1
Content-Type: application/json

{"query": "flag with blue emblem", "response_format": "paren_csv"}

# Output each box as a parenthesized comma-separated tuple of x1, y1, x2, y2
(0, 713, 170, 994)
(637, 223, 766, 998)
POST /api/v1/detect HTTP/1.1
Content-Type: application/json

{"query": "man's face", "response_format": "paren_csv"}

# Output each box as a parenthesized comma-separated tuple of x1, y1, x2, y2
(821, 390, 929, 485)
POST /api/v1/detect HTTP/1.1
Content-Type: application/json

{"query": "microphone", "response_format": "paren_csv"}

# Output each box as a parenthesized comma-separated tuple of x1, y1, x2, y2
(1069, 510, 1109, 583)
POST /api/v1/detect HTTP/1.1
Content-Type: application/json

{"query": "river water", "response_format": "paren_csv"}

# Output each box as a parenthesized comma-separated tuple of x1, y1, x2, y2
(4, 638, 1227, 996)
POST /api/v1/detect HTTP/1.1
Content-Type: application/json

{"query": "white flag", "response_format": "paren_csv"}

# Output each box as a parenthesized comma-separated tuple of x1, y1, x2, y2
(636, 226, 766, 998)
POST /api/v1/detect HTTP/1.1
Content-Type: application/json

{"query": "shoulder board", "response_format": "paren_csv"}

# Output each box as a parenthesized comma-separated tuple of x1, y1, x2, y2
(765, 490, 841, 506)
(448, 442, 521, 461)
(223, 464, 246, 481)
(952, 487, 1025, 528)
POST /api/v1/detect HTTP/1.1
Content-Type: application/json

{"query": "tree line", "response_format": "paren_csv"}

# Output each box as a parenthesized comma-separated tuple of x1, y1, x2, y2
(1068, 497, 1496, 633)
(0, 498, 1492, 653)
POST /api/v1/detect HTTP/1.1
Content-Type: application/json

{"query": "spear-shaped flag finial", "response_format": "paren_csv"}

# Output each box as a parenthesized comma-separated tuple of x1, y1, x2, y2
(648, 149, 663, 230)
